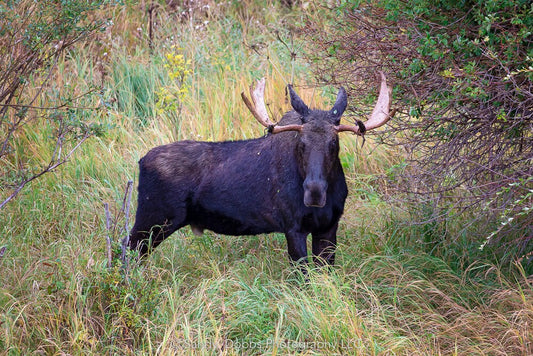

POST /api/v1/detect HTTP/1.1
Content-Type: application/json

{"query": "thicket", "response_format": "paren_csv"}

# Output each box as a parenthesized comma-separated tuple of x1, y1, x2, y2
(0, 0, 111, 209)
(303, 0, 532, 259)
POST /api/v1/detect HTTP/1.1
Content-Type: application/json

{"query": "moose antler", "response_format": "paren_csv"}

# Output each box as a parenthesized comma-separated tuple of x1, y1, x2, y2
(335, 71, 395, 135)
(241, 78, 303, 134)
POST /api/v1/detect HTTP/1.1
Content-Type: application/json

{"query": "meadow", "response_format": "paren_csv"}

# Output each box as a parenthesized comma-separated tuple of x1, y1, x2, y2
(1, 1, 531, 354)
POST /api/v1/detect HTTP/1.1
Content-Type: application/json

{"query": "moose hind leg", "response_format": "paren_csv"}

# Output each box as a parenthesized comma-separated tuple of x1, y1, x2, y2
(311, 222, 338, 267)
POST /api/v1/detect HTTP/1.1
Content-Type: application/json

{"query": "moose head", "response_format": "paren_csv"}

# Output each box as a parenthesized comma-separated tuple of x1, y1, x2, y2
(241, 72, 392, 208)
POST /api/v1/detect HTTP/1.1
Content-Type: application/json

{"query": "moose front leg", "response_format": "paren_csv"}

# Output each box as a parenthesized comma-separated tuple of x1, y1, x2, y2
(129, 215, 182, 257)
(311, 222, 338, 267)
(284, 230, 309, 265)
(129, 221, 171, 256)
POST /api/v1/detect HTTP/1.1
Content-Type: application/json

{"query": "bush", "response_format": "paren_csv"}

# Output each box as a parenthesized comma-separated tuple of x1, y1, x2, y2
(0, 0, 112, 209)
(303, 0, 532, 258)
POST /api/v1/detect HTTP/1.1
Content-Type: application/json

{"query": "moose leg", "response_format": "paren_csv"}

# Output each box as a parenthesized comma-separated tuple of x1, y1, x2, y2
(129, 204, 186, 256)
(285, 230, 309, 265)
(129, 220, 176, 256)
(311, 222, 338, 266)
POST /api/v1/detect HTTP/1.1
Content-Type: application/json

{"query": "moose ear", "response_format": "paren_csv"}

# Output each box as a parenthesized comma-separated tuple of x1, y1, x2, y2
(330, 87, 347, 122)
(288, 84, 310, 117)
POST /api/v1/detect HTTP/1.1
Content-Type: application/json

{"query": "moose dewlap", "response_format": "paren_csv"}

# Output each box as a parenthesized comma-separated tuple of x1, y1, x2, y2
(129, 73, 392, 266)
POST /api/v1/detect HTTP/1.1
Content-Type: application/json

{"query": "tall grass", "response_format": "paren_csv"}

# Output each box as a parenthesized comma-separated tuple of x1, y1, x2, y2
(1, 1, 531, 355)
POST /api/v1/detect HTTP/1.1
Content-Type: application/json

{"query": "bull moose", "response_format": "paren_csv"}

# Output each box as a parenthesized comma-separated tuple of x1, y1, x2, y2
(129, 73, 392, 266)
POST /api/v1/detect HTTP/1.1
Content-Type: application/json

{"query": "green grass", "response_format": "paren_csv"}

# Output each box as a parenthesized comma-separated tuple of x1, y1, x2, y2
(1, 1, 532, 355)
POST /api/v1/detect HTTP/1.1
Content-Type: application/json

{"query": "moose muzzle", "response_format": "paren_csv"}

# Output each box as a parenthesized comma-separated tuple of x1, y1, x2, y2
(303, 179, 328, 208)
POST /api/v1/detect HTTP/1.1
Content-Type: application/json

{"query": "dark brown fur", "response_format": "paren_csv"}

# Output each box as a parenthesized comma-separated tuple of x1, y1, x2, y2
(129, 86, 349, 266)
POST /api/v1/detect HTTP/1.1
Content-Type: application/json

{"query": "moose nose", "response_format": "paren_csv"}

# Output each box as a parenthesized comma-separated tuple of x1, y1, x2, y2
(303, 180, 328, 208)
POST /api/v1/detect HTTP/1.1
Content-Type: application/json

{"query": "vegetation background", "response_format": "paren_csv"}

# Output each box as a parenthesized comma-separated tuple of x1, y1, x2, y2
(0, 0, 531, 354)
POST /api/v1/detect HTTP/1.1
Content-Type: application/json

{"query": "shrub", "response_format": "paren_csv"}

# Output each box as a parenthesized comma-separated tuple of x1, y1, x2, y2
(303, 0, 532, 258)
(0, 0, 112, 209)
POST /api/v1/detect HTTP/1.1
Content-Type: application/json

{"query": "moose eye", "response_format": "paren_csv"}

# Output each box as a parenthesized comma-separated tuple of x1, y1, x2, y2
(329, 140, 338, 154)
(297, 141, 306, 157)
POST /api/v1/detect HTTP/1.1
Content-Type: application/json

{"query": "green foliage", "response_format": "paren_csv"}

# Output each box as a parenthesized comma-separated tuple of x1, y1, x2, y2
(388, 0, 533, 99)
(87, 257, 161, 329)
(304, 0, 532, 259)
(0, 0, 108, 46)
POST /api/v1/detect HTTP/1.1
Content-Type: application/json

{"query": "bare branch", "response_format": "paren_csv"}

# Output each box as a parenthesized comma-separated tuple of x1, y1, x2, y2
(0, 134, 90, 210)
(104, 203, 113, 268)
(120, 180, 134, 271)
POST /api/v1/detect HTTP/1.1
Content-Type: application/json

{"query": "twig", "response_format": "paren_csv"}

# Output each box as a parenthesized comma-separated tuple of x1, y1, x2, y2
(0, 90, 101, 110)
(148, 2, 155, 53)
(0, 134, 90, 210)
(120, 180, 134, 271)
(104, 202, 113, 268)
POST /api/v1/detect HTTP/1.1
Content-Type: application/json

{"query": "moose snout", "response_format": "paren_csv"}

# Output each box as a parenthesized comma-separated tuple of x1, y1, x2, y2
(303, 179, 328, 208)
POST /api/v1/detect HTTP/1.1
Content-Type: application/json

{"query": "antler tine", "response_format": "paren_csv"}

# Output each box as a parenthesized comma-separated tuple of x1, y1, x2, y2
(241, 77, 275, 127)
(335, 71, 394, 135)
(242, 77, 303, 134)
(366, 71, 393, 130)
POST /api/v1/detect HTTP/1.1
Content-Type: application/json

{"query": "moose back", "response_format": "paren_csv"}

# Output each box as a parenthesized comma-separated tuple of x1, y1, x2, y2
(129, 74, 392, 266)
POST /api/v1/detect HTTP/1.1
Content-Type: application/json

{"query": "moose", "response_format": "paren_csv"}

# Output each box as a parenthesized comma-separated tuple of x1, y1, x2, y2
(129, 72, 392, 266)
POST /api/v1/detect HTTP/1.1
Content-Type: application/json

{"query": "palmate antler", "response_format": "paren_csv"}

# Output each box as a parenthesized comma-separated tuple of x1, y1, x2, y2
(241, 78, 303, 134)
(335, 71, 395, 135)
(241, 72, 394, 134)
